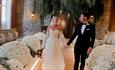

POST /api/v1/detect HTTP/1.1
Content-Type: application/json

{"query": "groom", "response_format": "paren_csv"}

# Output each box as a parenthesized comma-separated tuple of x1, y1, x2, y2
(65, 12, 95, 70)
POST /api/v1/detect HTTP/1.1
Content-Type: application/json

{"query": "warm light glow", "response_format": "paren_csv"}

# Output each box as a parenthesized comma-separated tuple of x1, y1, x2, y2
(68, 13, 70, 17)
(31, 13, 35, 17)
(90, 15, 94, 18)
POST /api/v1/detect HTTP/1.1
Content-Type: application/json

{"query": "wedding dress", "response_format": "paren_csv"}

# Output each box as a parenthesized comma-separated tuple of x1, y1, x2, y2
(42, 28, 65, 70)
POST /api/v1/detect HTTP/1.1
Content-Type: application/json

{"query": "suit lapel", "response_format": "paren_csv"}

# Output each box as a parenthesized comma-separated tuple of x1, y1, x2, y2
(80, 23, 90, 35)
(80, 24, 83, 35)
(83, 24, 90, 34)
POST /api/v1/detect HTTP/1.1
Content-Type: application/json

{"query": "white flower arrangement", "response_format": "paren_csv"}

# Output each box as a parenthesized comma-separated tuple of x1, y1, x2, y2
(6, 59, 24, 70)
(0, 32, 46, 70)
(0, 46, 7, 58)
(87, 44, 115, 70)
(94, 39, 105, 47)
(33, 32, 46, 41)
(2, 41, 33, 66)
(105, 32, 115, 45)
(93, 61, 111, 70)
(0, 64, 7, 70)
(21, 35, 41, 52)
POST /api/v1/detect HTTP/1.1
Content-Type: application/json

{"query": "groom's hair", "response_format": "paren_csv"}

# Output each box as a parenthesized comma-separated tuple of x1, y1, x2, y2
(81, 12, 89, 19)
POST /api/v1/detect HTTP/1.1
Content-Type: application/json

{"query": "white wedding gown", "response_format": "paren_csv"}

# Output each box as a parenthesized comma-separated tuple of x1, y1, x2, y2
(42, 29, 65, 70)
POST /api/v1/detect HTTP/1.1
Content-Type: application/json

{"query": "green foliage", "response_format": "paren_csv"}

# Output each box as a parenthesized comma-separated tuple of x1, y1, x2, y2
(33, 0, 104, 25)
(61, 0, 104, 21)
(33, 0, 43, 15)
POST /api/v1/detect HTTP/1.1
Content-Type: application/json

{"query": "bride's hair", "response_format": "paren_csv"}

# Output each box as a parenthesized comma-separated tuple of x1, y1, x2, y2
(50, 16, 57, 26)
(48, 16, 66, 31)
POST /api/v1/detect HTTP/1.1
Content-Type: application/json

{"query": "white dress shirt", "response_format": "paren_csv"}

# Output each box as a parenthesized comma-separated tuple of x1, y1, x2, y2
(81, 25, 86, 34)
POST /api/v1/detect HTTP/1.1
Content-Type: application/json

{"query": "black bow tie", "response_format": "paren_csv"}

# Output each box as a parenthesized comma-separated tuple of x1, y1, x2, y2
(82, 23, 86, 25)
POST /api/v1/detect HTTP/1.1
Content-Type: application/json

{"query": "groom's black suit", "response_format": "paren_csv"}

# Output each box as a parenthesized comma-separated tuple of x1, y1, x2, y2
(67, 22, 95, 70)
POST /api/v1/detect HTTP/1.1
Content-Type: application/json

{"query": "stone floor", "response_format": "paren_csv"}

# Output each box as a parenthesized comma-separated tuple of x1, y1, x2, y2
(28, 48, 88, 70)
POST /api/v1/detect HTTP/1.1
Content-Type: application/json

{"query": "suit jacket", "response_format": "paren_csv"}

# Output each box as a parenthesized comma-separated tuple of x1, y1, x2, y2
(67, 22, 95, 50)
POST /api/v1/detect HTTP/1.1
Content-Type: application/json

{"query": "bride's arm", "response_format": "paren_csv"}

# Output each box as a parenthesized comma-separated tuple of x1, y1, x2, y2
(60, 33, 65, 48)
(42, 31, 49, 49)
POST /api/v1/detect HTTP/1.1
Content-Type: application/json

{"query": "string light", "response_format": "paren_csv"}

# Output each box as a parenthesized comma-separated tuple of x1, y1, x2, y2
(90, 15, 94, 18)
(31, 12, 35, 17)
(60, 10, 62, 14)
(31, 0, 36, 17)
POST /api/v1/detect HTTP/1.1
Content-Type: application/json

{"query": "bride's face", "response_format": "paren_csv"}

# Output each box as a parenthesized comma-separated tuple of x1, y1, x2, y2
(53, 17, 66, 31)
(57, 20, 66, 31)
(60, 20, 66, 29)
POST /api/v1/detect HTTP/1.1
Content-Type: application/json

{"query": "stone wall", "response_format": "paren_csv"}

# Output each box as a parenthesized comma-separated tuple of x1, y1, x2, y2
(23, 0, 41, 36)
(96, 0, 112, 40)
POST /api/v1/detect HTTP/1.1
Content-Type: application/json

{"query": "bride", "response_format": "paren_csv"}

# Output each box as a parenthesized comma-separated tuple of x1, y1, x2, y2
(42, 15, 66, 70)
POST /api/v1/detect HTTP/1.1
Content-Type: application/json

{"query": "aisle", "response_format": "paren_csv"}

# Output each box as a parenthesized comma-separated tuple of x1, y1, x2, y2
(31, 48, 74, 70)
(63, 48, 74, 70)
(31, 48, 88, 70)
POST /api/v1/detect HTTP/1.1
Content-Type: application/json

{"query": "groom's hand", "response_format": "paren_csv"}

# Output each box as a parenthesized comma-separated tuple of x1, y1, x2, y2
(64, 45, 69, 49)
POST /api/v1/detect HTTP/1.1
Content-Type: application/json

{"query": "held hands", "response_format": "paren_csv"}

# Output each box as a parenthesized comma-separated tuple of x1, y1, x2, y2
(87, 47, 93, 54)
(64, 45, 69, 49)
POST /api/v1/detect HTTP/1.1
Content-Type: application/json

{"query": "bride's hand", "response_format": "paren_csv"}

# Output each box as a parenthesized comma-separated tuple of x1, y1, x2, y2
(64, 45, 69, 49)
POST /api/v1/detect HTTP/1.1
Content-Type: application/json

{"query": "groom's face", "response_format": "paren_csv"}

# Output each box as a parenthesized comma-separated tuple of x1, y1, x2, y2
(79, 14, 87, 23)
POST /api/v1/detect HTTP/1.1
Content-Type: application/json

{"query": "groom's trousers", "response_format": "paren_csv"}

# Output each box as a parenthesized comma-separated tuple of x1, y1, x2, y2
(74, 46, 88, 70)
